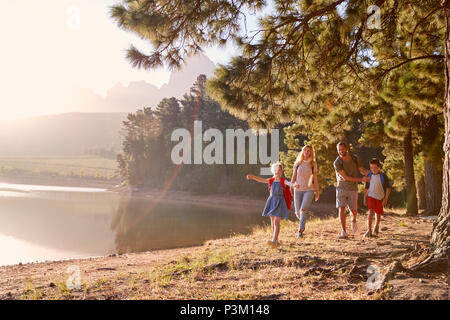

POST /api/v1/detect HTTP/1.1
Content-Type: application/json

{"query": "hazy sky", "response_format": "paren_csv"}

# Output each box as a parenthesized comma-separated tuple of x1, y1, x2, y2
(1, 0, 260, 120)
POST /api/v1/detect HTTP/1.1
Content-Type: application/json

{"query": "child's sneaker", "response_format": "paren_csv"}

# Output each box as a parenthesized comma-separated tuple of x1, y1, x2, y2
(338, 230, 348, 239)
(363, 230, 372, 238)
(373, 228, 379, 236)
(297, 231, 303, 238)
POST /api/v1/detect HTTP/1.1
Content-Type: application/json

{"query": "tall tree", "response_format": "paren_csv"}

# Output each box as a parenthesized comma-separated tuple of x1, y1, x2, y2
(118, 108, 161, 187)
(415, 0, 450, 271)
(422, 115, 444, 215)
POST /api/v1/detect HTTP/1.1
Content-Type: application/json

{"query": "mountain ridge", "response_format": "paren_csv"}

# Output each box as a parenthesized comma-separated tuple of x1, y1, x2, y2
(0, 112, 128, 157)
(102, 53, 217, 112)
(0, 54, 218, 157)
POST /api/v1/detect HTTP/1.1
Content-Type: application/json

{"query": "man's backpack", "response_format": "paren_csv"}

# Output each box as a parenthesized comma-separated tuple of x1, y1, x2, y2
(335, 154, 359, 168)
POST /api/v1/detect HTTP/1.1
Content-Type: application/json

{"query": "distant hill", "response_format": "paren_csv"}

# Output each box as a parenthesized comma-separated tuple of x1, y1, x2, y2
(0, 112, 127, 157)
(104, 53, 217, 112)
(0, 54, 218, 157)
(61, 53, 218, 113)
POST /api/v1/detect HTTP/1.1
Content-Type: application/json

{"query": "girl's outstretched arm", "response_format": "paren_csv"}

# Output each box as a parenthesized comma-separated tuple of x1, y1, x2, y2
(284, 180, 295, 187)
(246, 174, 270, 184)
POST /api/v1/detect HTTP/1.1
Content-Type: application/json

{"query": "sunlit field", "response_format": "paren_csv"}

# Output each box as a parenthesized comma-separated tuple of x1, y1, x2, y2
(0, 156, 118, 180)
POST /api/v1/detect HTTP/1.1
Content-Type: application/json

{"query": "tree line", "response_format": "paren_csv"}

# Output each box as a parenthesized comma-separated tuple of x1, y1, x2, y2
(117, 75, 286, 197)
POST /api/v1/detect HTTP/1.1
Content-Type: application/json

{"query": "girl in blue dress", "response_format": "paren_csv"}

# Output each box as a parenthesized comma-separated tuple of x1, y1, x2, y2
(247, 163, 294, 248)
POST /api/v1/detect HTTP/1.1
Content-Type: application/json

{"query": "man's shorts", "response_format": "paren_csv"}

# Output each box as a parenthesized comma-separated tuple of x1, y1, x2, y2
(336, 188, 358, 212)
(368, 196, 384, 215)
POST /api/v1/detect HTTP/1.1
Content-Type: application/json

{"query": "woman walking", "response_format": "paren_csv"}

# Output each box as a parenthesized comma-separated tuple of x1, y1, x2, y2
(291, 144, 320, 238)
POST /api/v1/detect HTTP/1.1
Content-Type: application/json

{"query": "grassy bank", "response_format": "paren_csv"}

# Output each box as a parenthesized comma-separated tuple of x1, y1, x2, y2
(0, 209, 447, 300)
(0, 156, 119, 188)
(0, 156, 118, 180)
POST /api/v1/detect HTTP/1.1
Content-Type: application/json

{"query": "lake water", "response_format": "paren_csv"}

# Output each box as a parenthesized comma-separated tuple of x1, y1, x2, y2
(0, 182, 266, 266)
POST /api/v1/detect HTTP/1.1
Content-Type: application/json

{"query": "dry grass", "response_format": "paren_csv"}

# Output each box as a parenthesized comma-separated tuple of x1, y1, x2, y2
(0, 208, 447, 300)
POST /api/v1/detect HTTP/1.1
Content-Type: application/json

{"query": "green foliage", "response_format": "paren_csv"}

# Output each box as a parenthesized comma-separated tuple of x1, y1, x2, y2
(111, 0, 446, 206)
(117, 75, 280, 196)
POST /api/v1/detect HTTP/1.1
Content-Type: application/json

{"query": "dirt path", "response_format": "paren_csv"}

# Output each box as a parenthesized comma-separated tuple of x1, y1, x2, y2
(0, 208, 448, 300)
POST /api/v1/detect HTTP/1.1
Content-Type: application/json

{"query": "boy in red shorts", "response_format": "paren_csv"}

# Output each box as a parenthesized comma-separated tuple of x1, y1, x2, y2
(363, 158, 391, 238)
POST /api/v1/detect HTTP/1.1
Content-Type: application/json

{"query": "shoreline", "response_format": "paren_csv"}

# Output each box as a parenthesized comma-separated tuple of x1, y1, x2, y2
(0, 175, 354, 274)
(0, 212, 446, 300)
(0, 200, 337, 270)
(0, 174, 119, 189)
(0, 174, 272, 210)
(108, 185, 270, 210)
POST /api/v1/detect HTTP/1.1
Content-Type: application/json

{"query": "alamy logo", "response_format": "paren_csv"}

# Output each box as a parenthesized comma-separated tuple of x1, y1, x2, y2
(367, 5, 381, 30)
(171, 121, 279, 175)
(366, 264, 382, 290)
(66, 265, 81, 290)
(67, 5, 81, 30)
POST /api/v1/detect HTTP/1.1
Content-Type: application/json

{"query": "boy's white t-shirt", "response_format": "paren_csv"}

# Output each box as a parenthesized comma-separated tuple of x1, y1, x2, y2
(368, 174, 384, 200)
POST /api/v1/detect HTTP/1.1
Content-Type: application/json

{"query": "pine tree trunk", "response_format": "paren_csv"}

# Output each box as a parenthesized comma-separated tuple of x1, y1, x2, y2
(422, 114, 444, 216)
(424, 160, 443, 215)
(417, 175, 427, 210)
(403, 129, 418, 216)
(411, 1, 449, 272)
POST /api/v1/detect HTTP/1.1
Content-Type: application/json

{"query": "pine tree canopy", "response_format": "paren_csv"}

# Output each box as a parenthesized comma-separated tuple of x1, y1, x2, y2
(111, 0, 447, 195)
(111, 0, 444, 131)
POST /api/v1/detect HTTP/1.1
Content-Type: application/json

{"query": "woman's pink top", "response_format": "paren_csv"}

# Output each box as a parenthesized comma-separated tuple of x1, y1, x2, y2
(294, 161, 317, 192)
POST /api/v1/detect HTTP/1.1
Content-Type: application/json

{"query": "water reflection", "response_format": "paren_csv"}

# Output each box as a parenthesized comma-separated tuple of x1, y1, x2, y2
(0, 188, 117, 263)
(0, 182, 107, 193)
(111, 197, 266, 253)
(0, 233, 90, 266)
(0, 183, 266, 266)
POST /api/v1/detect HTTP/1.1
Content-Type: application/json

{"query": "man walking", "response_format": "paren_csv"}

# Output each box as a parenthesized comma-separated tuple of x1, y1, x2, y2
(333, 142, 370, 239)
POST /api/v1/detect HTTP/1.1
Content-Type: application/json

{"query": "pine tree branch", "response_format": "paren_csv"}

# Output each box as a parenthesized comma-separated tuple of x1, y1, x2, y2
(409, 7, 442, 58)
(377, 55, 445, 80)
